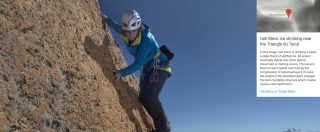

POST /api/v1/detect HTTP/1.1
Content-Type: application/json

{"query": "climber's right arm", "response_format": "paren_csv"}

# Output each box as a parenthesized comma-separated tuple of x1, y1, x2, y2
(102, 15, 121, 33)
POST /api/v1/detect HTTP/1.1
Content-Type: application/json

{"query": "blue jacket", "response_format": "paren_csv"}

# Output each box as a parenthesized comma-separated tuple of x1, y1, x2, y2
(106, 17, 168, 77)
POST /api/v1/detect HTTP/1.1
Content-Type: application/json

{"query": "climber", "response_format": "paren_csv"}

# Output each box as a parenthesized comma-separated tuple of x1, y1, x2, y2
(102, 9, 173, 132)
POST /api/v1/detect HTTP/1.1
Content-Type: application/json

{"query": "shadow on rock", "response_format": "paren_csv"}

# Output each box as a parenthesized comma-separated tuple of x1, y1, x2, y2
(83, 36, 153, 131)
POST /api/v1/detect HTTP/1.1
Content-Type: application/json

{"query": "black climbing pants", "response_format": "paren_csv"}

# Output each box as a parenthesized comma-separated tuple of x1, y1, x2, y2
(139, 61, 171, 132)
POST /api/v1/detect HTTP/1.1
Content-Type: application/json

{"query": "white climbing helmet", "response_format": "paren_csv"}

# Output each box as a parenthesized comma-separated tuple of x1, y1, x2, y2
(121, 9, 142, 31)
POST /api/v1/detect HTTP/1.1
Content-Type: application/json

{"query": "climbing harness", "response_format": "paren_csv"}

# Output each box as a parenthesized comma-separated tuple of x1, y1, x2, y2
(149, 59, 159, 83)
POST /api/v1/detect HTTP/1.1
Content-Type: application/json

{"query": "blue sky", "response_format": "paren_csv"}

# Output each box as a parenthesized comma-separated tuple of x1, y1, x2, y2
(99, 0, 320, 131)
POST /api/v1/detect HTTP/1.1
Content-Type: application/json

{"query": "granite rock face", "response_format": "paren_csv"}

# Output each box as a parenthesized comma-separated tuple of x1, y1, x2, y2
(0, 0, 152, 131)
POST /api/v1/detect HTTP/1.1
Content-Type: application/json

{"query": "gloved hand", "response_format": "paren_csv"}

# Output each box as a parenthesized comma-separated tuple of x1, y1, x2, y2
(101, 14, 108, 23)
(101, 14, 108, 30)
(113, 72, 121, 81)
